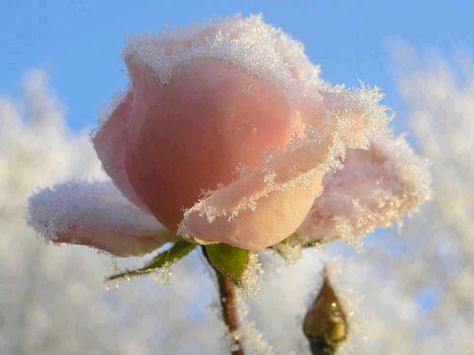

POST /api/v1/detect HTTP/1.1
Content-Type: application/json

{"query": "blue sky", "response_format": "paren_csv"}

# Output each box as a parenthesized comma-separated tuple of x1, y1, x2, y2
(1, 0, 473, 131)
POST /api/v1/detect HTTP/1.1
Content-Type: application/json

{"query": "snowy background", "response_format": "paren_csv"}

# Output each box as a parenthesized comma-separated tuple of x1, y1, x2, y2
(1, 2, 474, 354)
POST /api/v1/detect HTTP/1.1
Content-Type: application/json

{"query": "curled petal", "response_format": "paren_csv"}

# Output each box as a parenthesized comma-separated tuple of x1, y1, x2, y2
(296, 134, 432, 246)
(93, 91, 150, 211)
(27, 181, 176, 257)
(178, 140, 338, 250)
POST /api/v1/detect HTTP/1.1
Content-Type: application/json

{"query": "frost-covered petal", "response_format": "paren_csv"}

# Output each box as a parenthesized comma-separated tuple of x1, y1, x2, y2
(93, 91, 150, 211)
(124, 56, 293, 231)
(296, 134, 432, 246)
(124, 14, 319, 92)
(27, 181, 176, 257)
(178, 141, 331, 249)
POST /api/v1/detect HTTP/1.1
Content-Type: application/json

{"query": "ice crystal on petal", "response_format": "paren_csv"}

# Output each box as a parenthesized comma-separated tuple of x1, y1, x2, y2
(294, 134, 431, 248)
(263, 169, 276, 185)
(234, 163, 249, 178)
(28, 181, 165, 243)
(247, 200, 257, 212)
(124, 14, 315, 102)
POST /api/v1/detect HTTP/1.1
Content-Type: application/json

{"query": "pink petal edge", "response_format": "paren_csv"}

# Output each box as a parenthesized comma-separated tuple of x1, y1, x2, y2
(93, 91, 150, 212)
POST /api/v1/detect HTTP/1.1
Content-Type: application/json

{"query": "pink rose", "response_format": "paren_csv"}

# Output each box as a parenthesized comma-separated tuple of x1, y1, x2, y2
(28, 15, 430, 256)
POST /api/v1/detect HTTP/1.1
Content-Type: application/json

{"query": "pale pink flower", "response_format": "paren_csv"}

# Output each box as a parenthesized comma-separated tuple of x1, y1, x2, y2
(28, 15, 429, 255)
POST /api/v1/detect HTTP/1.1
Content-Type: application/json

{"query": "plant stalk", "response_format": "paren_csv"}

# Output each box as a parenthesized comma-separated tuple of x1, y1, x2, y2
(216, 270, 245, 355)
(202, 246, 245, 355)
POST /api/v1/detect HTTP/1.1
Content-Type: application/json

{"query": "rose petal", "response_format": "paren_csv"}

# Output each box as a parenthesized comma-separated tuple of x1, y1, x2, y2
(296, 135, 431, 245)
(93, 91, 150, 211)
(123, 14, 312, 90)
(124, 57, 293, 232)
(179, 140, 336, 249)
(27, 181, 176, 257)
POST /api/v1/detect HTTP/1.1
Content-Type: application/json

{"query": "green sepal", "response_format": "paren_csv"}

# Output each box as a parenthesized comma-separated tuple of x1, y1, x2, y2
(204, 243, 249, 284)
(106, 240, 196, 282)
(279, 233, 322, 249)
(272, 233, 323, 262)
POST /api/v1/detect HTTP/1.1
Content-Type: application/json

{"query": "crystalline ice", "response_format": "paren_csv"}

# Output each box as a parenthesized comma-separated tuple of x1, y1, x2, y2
(294, 134, 432, 248)
(238, 252, 262, 299)
(27, 180, 174, 256)
(235, 293, 276, 355)
(124, 14, 318, 101)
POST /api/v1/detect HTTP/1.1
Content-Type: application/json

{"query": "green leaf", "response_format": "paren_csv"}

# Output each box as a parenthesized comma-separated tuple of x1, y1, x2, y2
(205, 243, 250, 284)
(106, 240, 196, 282)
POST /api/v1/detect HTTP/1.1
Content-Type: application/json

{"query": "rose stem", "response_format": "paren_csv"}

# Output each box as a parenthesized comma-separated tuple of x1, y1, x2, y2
(216, 270, 245, 355)
(202, 247, 245, 355)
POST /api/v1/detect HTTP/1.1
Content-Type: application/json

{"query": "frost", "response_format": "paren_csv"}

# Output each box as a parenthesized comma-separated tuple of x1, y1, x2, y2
(235, 294, 276, 355)
(234, 163, 249, 178)
(148, 264, 173, 285)
(247, 200, 257, 212)
(241, 81, 253, 95)
(238, 252, 263, 299)
(27, 180, 165, 244)
(124, 14, 320, 103)
(293, 133, 431, 249)
(263, 169, 276, 184)
(273, 240, 304, 264)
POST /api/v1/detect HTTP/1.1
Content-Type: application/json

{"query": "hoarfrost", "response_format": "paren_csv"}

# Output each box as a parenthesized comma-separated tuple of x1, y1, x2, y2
(236, 295, 276, 355)
(28, 180, 166, 244)
(292, 133, 431, 251)
(124, 14, 318, 101)
(238, 252, 263, 299)
(148, 263, 173, 285)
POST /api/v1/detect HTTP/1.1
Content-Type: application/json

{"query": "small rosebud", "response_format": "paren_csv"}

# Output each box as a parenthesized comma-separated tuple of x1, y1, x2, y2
(303, 275, 347, 354)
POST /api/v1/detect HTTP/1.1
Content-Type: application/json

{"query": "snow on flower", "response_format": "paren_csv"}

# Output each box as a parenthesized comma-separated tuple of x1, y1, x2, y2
(294, 134, 432, 248)
(28, 181, 176, 256)
(28, 14, 430, 255)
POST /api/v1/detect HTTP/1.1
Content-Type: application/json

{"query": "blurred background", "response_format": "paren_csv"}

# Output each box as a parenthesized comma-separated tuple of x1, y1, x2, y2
(1, 1, 473, 354)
